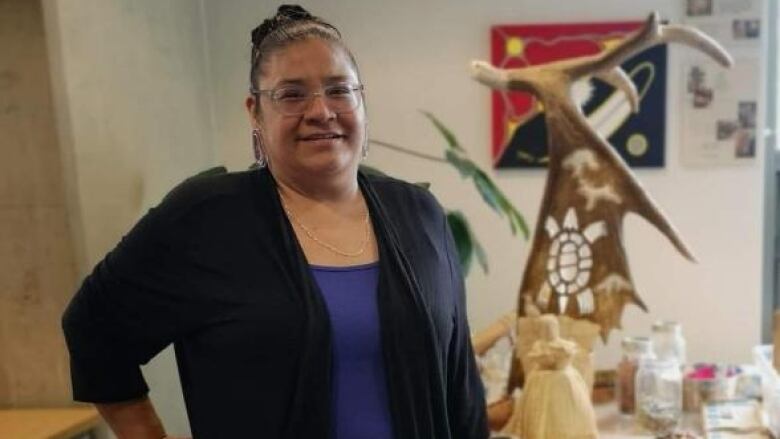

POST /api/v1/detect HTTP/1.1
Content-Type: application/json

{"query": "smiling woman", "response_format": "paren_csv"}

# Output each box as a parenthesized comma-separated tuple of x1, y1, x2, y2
(61, 4, 488, 439)
(248, 38, 367, 188)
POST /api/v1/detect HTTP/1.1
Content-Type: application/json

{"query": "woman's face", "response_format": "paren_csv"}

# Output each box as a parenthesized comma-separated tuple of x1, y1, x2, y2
(249, 38, 365, 182)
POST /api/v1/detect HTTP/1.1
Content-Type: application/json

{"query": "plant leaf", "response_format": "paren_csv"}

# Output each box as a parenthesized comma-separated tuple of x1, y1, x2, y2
(443, 144, 530, 239)
(507, 205, 530, 238)
(422, 112, 530, 275)
(495, 191, 530, 238)
(474, 237, 489, 274)
(479, 171, 529, 239)
(472, 172, 503, 215)
(446, 210, 490, 275)
(447, 210, 474, 275)
(445, 150, 478, 178)
(422, 111, 464, 152)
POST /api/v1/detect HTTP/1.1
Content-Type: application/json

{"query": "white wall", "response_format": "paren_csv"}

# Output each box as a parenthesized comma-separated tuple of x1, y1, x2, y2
(205, 0, 767, 369)
(42, 0, 218, 436)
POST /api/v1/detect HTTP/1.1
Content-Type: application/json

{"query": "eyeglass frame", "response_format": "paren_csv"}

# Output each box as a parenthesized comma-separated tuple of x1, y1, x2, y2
(249, 83, 365, 116)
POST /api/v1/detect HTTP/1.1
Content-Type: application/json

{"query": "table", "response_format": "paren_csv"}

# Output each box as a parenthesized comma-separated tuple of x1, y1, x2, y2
(0, 407, 100, 439)
(597, 403, 702, 438)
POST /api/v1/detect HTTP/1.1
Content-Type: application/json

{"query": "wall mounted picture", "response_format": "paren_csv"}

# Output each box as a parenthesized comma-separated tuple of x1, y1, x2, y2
(680, 56, 759, 164)
(490, 21, 667, 169)
(680, 0, 764, 166)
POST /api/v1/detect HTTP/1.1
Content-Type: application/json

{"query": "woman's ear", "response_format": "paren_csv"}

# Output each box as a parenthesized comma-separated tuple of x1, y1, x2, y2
(245, 95, 260, 128)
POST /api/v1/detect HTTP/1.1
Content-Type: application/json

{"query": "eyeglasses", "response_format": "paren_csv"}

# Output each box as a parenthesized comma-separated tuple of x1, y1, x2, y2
(251, 83, 364, 116)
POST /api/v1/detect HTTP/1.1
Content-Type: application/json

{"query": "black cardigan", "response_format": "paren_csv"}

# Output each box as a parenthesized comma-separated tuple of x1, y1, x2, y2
(62, 168, 488, 439)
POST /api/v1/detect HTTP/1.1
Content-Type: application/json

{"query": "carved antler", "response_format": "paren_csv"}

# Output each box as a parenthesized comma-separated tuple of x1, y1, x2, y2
(471, 13, 732, 390)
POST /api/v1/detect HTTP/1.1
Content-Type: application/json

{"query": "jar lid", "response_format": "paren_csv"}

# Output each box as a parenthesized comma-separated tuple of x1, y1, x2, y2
(652, 320, 682, 333)
(638, 357, 680, 369)
(621, 336, 652, 353)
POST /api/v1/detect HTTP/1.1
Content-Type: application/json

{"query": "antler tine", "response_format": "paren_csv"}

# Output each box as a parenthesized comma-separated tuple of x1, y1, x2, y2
(470, 61, 510, 90)
(566, 12, 733, 81)
(566, 12, 661, 80)
(594, 68, 639, 113)
(471, 60, 539, 94)
(627, 181, 698, 263)
(472, 12, 732, 106)
(659, 25, 733, 67)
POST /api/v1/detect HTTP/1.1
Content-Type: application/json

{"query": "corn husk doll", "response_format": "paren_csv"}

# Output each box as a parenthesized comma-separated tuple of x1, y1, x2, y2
(502, 315, 597, 439)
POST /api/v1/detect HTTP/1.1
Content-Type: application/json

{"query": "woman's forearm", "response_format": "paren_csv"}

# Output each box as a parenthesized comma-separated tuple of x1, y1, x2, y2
(95, 396, 167, 439)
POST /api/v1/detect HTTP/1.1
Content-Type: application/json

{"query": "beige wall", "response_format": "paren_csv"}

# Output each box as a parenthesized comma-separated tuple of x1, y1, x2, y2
(42, 0, 217, 270)
(41, 0, 217, 434)
(0, 0, 77, 407)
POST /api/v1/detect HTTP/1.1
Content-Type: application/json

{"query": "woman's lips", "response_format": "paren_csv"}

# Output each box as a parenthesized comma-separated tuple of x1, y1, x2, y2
(298, 133, 344, 141)
(298, 133, 345, 147)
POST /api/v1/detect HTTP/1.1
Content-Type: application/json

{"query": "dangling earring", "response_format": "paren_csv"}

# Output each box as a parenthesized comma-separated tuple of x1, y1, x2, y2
(361, 123, 369, 160)
(252, 128, 266, 168)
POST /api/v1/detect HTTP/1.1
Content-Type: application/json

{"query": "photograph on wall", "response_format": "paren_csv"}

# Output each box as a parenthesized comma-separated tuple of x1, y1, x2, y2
(687, 0, 714, 16)
(490, 21, 667, 169)
(680, 56, 759, 165)
(683, 0, 763, 49)
(681, 0, 764, 166)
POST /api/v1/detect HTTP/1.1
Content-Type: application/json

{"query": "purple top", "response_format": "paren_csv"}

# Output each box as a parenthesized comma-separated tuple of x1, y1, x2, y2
(310, 262, 394, 439)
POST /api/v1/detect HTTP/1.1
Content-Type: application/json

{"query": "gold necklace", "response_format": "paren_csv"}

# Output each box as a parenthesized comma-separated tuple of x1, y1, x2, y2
(279, 192, 371, 258)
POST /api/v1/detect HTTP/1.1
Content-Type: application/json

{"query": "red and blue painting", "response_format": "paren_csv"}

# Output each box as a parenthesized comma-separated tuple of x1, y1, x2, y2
(490, 21, 667, 169)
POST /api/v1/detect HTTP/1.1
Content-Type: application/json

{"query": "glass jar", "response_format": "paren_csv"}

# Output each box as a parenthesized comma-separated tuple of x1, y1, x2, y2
(616, 336, 654, 414)
(635, 358, 683, 435)
(651, 320, 686, 365)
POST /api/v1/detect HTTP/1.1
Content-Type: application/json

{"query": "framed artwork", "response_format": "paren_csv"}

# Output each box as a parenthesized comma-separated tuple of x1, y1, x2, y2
(490, 21, 667, 169)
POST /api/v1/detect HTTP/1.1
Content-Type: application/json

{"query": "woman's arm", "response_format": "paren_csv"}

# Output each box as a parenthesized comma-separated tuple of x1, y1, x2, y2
(95, 397, 167, 439)
(95, 397, 190, 439)
(62, 180, 225, 424)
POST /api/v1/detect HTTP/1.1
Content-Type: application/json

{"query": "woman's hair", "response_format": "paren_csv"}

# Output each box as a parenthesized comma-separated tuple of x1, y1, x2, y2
(249, 5, 360, 95)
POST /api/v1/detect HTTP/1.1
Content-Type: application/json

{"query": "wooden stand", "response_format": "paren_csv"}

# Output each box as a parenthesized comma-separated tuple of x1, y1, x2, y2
(773, 310, 780, 373)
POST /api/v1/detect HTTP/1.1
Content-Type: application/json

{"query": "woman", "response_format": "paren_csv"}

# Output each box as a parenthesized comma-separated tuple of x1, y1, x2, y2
(62, 5, 488, 439)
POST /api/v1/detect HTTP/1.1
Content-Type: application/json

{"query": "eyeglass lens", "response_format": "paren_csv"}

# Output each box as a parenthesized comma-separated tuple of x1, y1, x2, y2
(272, 86, 361, 115)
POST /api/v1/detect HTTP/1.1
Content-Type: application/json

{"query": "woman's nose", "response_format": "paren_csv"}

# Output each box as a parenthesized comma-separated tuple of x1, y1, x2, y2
(304, 93, 336, 121)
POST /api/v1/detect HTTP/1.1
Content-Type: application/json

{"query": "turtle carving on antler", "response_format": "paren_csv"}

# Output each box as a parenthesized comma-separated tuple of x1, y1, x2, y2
(471, 13, 732, 391)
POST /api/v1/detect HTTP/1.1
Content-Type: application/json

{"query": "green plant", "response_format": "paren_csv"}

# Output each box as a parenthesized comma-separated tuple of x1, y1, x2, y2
(368, 111, 528, 276)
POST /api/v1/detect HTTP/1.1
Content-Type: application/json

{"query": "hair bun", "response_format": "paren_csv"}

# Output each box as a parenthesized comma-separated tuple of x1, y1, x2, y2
(251, 4, 315, 46)
(277, 4, 313, 20)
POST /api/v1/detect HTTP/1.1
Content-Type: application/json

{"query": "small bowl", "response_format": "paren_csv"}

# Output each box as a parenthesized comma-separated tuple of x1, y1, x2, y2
(683, 364, 739, 412)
